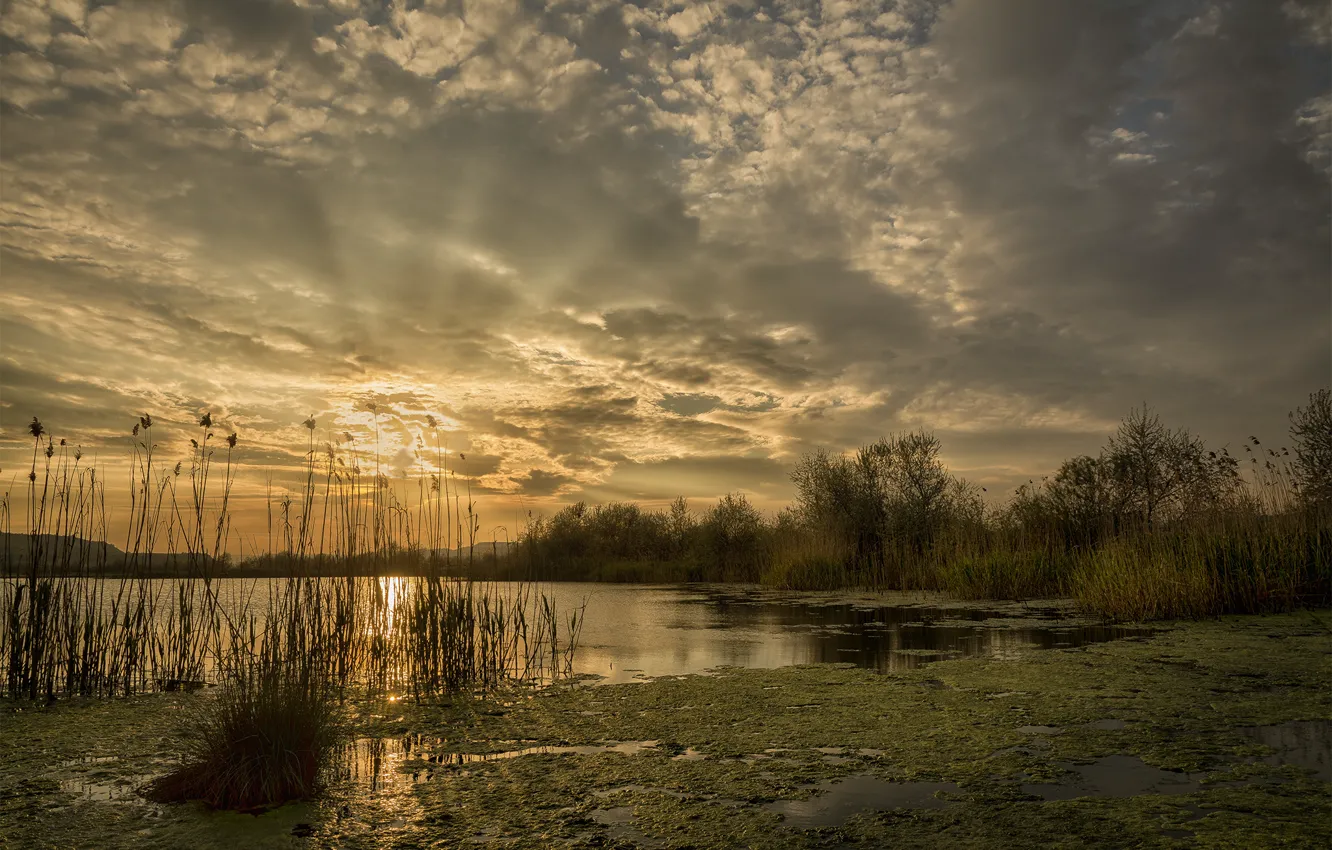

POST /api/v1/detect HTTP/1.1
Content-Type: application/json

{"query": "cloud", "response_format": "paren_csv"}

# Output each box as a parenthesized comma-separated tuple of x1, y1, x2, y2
(0, 0, 1326, 534)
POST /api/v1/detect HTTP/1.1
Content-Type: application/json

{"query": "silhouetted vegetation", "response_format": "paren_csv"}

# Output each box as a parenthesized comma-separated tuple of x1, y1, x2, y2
(1, 408, 582, 812)
(503, 494, 769, 582)
(500, 397, 1330, 620)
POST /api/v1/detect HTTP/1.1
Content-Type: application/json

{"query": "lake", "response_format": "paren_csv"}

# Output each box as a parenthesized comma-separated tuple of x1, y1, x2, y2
(542, 582, 1153, 683)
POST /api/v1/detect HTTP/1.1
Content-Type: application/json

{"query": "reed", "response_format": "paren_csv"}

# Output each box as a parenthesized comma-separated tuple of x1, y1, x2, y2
(1, 409, 582, 707)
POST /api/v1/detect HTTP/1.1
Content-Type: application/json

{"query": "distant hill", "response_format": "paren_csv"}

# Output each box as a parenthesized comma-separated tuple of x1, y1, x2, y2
(0, 533, 126, 570)
(0, 533, 519, 578)
(0, 533, 220, 576)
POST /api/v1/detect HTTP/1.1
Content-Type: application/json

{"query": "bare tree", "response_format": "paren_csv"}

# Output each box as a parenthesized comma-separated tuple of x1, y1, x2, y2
(1104, 404, 1238, 527)
(866, 430, 953, 552)
(1290, 388, 1332, 509)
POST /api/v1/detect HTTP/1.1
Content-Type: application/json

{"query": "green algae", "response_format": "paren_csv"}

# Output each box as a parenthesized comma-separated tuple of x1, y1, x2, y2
(2, 610, 1328, 848)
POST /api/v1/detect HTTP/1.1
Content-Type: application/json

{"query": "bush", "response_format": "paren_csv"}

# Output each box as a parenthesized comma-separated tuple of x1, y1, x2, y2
(148, 658, 340, 811)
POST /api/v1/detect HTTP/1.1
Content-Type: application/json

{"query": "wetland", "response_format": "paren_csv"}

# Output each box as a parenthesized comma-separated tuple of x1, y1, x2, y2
(2, 585, 1328, 848)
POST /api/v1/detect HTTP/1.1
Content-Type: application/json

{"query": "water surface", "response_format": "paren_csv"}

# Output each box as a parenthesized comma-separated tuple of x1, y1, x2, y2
(547, 584, 1151, 683)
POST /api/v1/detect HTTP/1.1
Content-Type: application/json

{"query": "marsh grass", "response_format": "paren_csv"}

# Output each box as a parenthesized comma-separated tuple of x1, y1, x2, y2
(936, 547, 1074, 601)
(1, 410, 583, 810)
(761, 534, 850, 591)
(1070, 512, 1330, 620)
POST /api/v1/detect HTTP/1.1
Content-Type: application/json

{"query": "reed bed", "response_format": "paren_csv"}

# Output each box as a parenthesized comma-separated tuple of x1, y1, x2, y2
(2, 409, 583, 809)
(1, 412, 583, 704)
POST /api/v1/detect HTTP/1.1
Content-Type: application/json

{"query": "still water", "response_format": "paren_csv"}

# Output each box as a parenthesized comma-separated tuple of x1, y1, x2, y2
(527, 583, 1151, 683)
(2, 578, 1151, 686)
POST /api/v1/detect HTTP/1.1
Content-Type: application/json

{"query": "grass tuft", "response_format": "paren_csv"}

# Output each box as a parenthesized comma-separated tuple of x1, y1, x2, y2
(149, 657, 338, 811)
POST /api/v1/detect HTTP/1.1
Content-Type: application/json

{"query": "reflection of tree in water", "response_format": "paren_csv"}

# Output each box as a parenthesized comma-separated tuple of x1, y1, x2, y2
(682, 590, 1153, 673)
(1241, 720, 1332, 781)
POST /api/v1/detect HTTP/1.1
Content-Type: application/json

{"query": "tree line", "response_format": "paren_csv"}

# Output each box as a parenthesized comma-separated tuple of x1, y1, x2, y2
(501, 391, 1331, 596)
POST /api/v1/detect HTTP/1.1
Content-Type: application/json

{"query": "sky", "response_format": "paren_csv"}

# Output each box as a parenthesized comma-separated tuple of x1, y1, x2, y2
(1, 0, 1329, 543)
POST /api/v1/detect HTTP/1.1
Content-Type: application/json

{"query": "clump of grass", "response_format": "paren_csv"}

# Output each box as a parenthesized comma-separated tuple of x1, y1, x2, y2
(148, 656, 339, 811)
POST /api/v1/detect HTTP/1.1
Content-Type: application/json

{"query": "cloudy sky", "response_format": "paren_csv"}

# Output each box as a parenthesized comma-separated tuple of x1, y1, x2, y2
(1, 0, 1328, 539)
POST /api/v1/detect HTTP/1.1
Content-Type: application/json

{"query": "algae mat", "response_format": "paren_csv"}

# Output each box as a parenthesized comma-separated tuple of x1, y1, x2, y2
(2, 610, 1329, 848)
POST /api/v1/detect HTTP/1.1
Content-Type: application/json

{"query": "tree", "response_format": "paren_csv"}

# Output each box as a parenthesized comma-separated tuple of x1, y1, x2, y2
(1044, 455, 1123, 542)
(865, 430, 953, 553)
(700, 494, 765, 579)
(1290, 389, 1332, 509)
(667, 496, 695, 558)
(791, 448, 886, 567)
(791, 430, 965, 565)
(1103, 404, 1238, 527)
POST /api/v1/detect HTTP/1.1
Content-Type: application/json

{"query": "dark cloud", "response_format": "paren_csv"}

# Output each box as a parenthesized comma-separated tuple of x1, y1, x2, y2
(509, 468, 576, 497)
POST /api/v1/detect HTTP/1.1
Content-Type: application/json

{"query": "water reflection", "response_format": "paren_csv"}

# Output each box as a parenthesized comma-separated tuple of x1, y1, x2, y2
(26, 579, 1152, 688)
(766, 775, 959, 827)
(58, 756, 142, 803)
(1239, 720, 1332, 781)
(337, 736, 669, 788)
(549, 584, 1153, 683)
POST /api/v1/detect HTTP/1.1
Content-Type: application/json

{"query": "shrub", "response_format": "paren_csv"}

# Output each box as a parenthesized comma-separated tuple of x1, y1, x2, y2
(148, 658, 340, 811)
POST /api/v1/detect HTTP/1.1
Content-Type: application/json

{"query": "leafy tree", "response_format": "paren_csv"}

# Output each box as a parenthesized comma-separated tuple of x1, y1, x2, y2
(1290, 388, 1332, 509)
(791, 430, 967, 565)
(667, 496, 695, 557)
(791, 448, 888, 567)
(700, 494, 765, 579)
(865, 430, 953, 551)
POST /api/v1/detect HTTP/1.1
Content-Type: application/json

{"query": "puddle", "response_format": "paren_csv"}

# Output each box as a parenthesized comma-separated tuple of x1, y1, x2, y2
(57, 755, 147, 803)
(59, 774, 143, 803)
(591, 805, 635, 825)
(1238, 720, 1332, 781)
(671, 748, 707, 761)
(338, 736, 669, 788)
(766, 775, 959, 827)
(1022, 755, 1200, 801)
